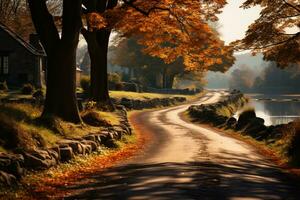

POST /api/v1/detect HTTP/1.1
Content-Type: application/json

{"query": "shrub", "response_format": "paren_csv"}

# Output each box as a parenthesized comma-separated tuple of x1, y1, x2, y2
(82, 111, 111, 127)
(80, 75, 90, 95)
(108, 72, 122, 84)
(0, 81, 8, 91)
(21, 83, 34, 95)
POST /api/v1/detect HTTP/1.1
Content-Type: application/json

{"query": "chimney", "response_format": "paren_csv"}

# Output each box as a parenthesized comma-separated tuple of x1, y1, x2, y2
(29, 34, 44, 53)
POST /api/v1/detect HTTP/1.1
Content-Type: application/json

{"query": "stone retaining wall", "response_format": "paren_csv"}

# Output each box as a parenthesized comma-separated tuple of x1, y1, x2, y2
(188, 91, 248, 127)
(0, 105, 131, 187)
(114, 96, 187, 110)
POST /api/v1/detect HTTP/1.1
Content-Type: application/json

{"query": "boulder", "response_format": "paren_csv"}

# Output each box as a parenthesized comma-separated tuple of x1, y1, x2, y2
(236, 110, 257, 130)
(23, 150, 57, 170)
(81, 140, 98, 152)
(0, 171, 17, 187)
(59, 147, 74, 162)
(226, 117, 237, 129)
(0, 153, 24, 179)
(58, 140, 84, 155)
(81, 144, 92, 155)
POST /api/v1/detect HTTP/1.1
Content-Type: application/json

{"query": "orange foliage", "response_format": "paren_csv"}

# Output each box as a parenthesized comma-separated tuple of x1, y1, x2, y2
(83, 0, 235, 73)
(232, 0, 300, 67)
(16, 113, 150, 200)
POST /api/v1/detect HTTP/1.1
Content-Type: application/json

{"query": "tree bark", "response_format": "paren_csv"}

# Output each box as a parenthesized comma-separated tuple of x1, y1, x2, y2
(94, 29, 115, 110)
(82, 28, 114, 110)
(28, 0, 82, 123)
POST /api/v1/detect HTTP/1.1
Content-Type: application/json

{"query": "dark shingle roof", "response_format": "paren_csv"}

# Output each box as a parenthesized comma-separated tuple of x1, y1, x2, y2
(0, 22, 46, 56)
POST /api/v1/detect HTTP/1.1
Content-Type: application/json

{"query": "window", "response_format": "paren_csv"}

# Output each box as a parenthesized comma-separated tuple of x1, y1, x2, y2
(0, 55, 9, 75)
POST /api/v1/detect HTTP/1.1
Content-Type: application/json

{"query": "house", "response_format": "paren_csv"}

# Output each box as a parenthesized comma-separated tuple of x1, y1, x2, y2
(0, 23, 83, 88)
(0, 22, 46, 88)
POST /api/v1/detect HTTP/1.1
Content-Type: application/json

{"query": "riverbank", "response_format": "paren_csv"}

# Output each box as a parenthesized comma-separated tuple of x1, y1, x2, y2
(187, 91, 300, 171)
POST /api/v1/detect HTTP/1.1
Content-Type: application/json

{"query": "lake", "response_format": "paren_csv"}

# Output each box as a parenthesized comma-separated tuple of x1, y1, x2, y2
(237, 94, 300, 126)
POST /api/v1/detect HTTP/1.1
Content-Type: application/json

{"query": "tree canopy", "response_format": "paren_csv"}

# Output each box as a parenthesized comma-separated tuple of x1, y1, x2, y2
(233, 0, 300, 67)
(85, 0, 235, 72)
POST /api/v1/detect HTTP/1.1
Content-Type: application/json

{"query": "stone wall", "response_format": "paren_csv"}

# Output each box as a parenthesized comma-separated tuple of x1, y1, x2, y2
(113, 96, 187, 110)
(0, 105, 131, 187)
(188, 91, 248, 127)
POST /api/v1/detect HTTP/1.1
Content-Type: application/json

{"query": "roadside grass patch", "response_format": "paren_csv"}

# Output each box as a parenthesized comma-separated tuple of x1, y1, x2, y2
(0, 103, 122, 152)
(109, 90, 194, 101)
(1, 132, 141, 200)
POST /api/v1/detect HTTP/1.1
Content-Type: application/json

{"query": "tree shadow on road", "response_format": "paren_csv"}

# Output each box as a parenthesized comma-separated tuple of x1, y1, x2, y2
(61, 151, 300, 200)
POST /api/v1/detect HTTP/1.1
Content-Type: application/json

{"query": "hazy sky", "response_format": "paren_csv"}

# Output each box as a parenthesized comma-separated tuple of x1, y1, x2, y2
(218, 0, 261, 44)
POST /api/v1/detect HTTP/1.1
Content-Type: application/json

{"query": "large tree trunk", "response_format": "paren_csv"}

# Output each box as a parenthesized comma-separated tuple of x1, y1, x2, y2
(28, 0, 82, 123)
(93, 29, 111, 103)
(82, 28, 114, 110)
(166, 74, 176, 89)
(162, 68, 167, 89)
(42, 45, 81, 123)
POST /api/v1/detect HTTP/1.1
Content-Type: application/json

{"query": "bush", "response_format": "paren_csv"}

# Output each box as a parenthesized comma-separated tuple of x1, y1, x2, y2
(108, 73, 122, 84)
(80, 75, 90, 95)
(21, 83, 34, 95)
(0, 81, 8, 91)
(82, 111, 111, 127)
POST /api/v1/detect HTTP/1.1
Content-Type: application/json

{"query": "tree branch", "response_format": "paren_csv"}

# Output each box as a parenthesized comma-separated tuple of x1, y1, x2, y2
(27, 0, 60, 53)
(282, 0, 300, 13)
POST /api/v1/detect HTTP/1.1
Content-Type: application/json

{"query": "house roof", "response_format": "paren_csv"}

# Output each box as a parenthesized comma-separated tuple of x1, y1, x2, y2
(0, 22, 46, 56)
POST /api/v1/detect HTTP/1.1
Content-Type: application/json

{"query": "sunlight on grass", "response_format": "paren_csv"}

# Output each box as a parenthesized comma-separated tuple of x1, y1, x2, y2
(109, 90, 194, 100)
(97, 111, 121, 126)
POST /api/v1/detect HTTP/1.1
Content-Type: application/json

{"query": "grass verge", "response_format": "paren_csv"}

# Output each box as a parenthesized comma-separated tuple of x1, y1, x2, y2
(0, 130, 145, 200)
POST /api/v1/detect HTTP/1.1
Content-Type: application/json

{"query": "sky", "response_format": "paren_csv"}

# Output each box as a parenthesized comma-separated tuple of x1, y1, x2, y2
(218, 0, 261, 45)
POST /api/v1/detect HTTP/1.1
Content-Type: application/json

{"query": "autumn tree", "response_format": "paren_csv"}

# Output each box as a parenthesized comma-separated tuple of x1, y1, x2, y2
(27, 0, 82, 123)
(233, 0, 300, 67)
(81, 0, 118, 110)
(109, 37, 185, 89)
(82, 0, 234, 105)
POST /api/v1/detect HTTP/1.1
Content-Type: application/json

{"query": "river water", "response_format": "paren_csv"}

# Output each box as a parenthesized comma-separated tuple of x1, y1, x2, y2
(237, 94, 300, 126)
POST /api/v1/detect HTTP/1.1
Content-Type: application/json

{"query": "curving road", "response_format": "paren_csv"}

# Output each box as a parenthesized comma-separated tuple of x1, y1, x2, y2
(66, 91, 300, 200)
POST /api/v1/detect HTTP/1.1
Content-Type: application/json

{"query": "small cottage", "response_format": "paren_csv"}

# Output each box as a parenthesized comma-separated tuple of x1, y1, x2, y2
(0, 22, 46, 88)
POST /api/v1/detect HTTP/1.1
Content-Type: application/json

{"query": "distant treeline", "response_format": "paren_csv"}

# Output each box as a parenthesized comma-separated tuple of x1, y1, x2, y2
(230, 63, 300, 94)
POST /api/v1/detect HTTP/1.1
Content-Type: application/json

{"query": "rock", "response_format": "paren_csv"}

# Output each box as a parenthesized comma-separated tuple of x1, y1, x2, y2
(23, 150, 57, 170)
(83, 135, 96, 142)
(81, 140, 98, 152)
(0, 171, 17, 187)
(104, 139, 118, 148)
(58, 140, 84, 155)
(0, 153, 24, 179)
(236, 110, 257, 130)
(120, 98, 133, 109)
(59, 147, 74, 162)
(226, 117, 237, 128)
(47, 149, 59, 162)
(81, 144, 92, 155)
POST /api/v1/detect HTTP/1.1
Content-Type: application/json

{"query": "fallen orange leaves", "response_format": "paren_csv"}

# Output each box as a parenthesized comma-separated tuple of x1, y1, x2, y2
(16, 112, 150, 200)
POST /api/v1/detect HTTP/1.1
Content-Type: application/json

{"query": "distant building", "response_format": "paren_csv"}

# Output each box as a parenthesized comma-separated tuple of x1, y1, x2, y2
(0, 22, 46, 88)
(76, 66, 82, 87)
(0, 23, 83, 88)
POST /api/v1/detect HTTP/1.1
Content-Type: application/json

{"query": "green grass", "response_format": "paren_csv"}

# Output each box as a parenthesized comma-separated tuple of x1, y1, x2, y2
(0, 103, 123, 152)
(109, 90, 194, 100)
(97, 111, 121, 126)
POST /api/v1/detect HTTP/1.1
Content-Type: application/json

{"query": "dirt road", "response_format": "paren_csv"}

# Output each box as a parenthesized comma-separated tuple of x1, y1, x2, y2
(66, 91, 300, 200)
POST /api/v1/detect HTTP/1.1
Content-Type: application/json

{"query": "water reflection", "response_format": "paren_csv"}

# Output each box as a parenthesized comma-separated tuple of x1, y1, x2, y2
(239, 94, 300, 126)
